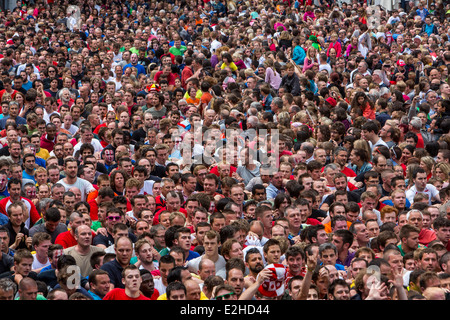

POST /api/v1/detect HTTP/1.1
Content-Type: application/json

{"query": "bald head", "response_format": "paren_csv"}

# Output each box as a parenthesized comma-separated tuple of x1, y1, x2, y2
(423, 287, 446, 300)
(184, 279, 201, 300)
(18, 278, 38, 300)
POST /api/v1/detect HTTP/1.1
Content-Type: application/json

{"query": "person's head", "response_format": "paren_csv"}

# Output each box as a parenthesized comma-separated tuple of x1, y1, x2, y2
(399, 224, 420, 253)
(18, 278, 38, 300)
(121, 264, 142, 293)
(213, 283, 238, 301)
(88, 269, 110, 298)
(417, 248, 439, 272)
(225, 259, 245, 296)
(407, 209, 424, 230)
(328, 279, 350, 300)
(319, 242, 338, 266)
(166, 281, 187, 301)
(285, 246, 306, 276)
(332, 229, 354, 254)
(0, 278, 16, 300)
(263, 238, 282, 265)
(14, 249, 34, 278)
(114, 236, 133, 267)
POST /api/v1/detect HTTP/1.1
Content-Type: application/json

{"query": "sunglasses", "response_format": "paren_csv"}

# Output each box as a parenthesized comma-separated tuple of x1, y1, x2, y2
(215, 292, 235, 300)
(107, 216, 121, 221)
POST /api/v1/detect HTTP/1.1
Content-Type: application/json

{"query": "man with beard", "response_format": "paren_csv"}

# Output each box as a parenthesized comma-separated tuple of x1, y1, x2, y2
(57, 157, 95, 202)
(328, 279, 351, 300)
(134, 239, 158, 274)
(244, 248, 264, 288)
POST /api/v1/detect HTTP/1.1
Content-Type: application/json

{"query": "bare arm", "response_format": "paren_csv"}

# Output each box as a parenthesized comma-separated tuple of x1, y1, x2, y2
(295, 251, 318, 300)
(238, 268, 272, 300)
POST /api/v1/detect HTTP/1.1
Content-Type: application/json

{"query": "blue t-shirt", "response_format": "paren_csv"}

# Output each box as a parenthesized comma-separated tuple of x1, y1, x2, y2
(22, 171, 36, 183)
(186, 250, 200, 261)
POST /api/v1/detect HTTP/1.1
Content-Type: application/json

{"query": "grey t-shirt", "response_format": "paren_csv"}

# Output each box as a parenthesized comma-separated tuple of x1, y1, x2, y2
(237, 163, 261, 185)
(29, 223, 68, 243)
(148, 106, 167, 119)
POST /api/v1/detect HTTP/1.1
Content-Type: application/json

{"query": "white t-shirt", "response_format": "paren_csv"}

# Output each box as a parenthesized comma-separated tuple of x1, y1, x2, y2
(32, 254, 50, 270)
(57, 177, 96, 201)
(186, 254, 227, 274)
(154, 278, 166, 295)
(139, 180, 154, 195)
(406, 184, 439, 205)
(73, 138, 104, 155)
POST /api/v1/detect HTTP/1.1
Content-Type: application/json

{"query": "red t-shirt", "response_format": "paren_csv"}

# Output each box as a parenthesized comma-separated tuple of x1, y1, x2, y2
(103, 288, 151, 300)
(416, 133, 425, 149)
(153, 207, 187, 226)
(55, 230, 96, 249)
(153, 71, 177, 85)
(209, 165, 237, 177)
(341, 166, 357, 177)
(88, 199, 99, 221)
(419, 228, 437, 246)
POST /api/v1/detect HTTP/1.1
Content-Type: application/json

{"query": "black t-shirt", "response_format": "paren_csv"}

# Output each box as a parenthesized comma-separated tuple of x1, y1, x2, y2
(323, 191, 361, 205)
(0, 253, 14, 275)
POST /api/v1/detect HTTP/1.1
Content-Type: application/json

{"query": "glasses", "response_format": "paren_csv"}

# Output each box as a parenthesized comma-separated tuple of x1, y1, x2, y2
(215, 292, 235, 300)
(107, 216, 121, 221)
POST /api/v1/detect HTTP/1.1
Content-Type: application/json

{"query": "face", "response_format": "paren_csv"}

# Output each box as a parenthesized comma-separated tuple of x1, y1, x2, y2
(286, 208, 302, 231)
(408, 211, 423, 230)
(320, 249, 337, 266)
(366, 221, 380, 238)
(414, 172, 428, 191)
(355, 224, 370, 244)
(419, 253, 438, 272)
(122, 269, 142, 292)
(330, 284, 350, 300)
(9, 206, 24, 226)
(227, 269, 244, 296)
(265, 244, 281, 264)
(115, 239, 133, 266)
(404, 232, 420, 251)
(286, 253, 304, 275)
(15, 257, 33, 277)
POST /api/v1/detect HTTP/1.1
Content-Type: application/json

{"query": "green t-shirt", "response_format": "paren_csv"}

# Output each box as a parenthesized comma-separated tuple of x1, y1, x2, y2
(16, 294, 47, 300)
(169, 45, 187, 56)
(91, 220, 102, 232)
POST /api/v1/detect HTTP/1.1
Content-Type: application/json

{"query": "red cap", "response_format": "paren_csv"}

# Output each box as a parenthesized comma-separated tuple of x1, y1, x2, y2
(397, 59, 406, 67)
(325, 97, 337, 107)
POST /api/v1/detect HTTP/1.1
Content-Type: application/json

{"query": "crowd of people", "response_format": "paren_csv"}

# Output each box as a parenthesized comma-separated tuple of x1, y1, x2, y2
(0, 0, 449, 302)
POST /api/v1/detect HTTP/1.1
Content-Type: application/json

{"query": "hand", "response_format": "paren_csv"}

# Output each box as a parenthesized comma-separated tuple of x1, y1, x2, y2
(389, 267, 403, 289)
(255, 268, 272, 285)
(366, 281, 389, 300)
(25, 236, 32, 249)
(152, 247, 161, 261)
(126, 216, 137, 228)
(292, 235, 302, 245)
(14, 233, 25, 247)
(306, 250, 318, 271)
(96, 227, 108, 237)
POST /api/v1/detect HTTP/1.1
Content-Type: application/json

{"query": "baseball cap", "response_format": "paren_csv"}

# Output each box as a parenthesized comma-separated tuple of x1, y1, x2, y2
(397, 59, 406, 67)
(325, 97, 337, 107)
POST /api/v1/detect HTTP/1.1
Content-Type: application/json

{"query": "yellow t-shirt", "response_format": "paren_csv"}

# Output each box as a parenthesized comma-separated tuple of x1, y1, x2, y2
(157, 291, 209, 300)
(220, 62, 238, 72)
(36, 148, 50, 160)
